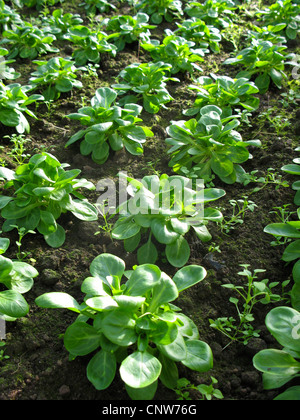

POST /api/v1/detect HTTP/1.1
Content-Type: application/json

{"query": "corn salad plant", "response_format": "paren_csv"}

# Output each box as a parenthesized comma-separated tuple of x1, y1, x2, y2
(29, 56, 84, 101)
(66, 87, 153, 164)
(183, 74, 260, 118)
(0, 152, 98, 248)
(135, 0, 184, 24)
(141, 31, 204, 74)
(64, 25, 118, 66)
(166, 105, 261, 184)
(184, 0, 238, 29)
(111, 173, 225, 267)
(173, 17, 222, 54)
(256, 0, 300, 40)
(112, 61, 179, 114)
(18, 0, 62, 9)
(0, 22, 59, 60)
(35, 253, 213, 400)
(79, 0, 117, 15)
(40, 8, 84, 40)
(223, 39, 295, 94)
(0, 0, 23, 32)
(100, 13, 155, 52)
(0, 82, 44, 133)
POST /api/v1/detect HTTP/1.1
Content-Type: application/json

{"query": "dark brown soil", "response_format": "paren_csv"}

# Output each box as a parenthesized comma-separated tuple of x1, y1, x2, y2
(0, 0, 299, 402)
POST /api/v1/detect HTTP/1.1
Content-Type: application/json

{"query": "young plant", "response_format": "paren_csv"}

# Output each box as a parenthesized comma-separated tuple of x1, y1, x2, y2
(101, 12, 155, 52)
(112, 61, 179, 114)
(19, 0, 62, 9)
(29, 56, 84, 101)
(79, 0, 117, 15)
(0, 152, 98, 248)
(247, 23, 288, 45)
(0, 82, 44, 134)
(35, 253, 213, 399)
(0, 237, 38, 321)
(256, 0, 300, 41)
(174, 18, 222, 54)
(0, 342, 9, 361)
(135, 0, 184, 24)
(253, 306, 300, 400)
(40, 8, 84, 41)
(141, 31, 204, 75)
(64, 25, 118, 66)
(209, 265, 288, 347)
(217, 195, 257, 234)
(183, 74, 260, 118)
(184, 0, 237, 29)
(241, 167, 290, 194)
(223, 39, 295, 94)
(111, 173, 225, 267)
(166, 105, 261, 184)
(4, 133, 31, 165)
(1, 22, 59, 60)
(65, 87, 153, 164)
(175, 377, 223, 400)
(0, 0, 23, 32)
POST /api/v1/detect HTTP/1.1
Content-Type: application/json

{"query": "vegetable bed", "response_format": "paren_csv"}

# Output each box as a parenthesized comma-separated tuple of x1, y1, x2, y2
(0, 0, 299, 401)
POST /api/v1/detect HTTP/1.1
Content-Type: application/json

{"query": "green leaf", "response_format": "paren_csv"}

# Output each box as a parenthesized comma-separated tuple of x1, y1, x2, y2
(69, 199, 98, 221)
(112, 221, 141, 240)
(265, 307, 300, 352)
(85, 296, 118, 311)
(44, 224, 66, 248)
(264, 223, 300, 239)
(282, 240, 300, 262)
(148, 272, 178, 312)
(253, 349, 300, 376)
(274, 386, 300, 400)
(125, 264, 161, 296)
(182, 340, 213, 372)
(87, 350, 117, 390)
(158, 353, 179, 389)
(0, 255, 13, 278)
(90, 253, 125, 286)
(0, 238, 10, 254)
(124, 231, 141, 252)
(173, 265, 207, 292)
(158, 332, 187, 362)
(125, 381, 158, 400)
(165, 236, 190, 267)
(101, 309, 137, 346)
(293, 260, 300, 285)
(35, 292, 82, 312)
(211, 154, 234, 178)
(270, 68, 283, 88)
(64, 322, 101, 356)
(137, 237, 158, 264)
(95, 87, 118, 108)
(81, 276, 110, 297)
(0, 289, 29, 318)
(255, 73, 270, 94)
(151, 218, 180, 245)
(120, 351, 162, 388)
